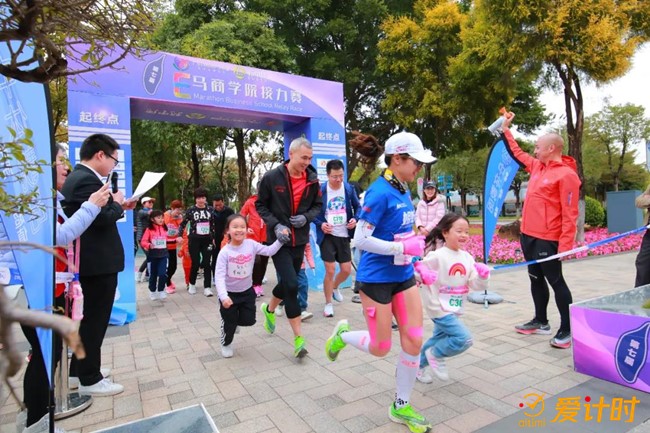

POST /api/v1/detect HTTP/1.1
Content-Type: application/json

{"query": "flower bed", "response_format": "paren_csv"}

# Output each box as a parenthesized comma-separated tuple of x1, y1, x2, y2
(467, 228, 643, 264)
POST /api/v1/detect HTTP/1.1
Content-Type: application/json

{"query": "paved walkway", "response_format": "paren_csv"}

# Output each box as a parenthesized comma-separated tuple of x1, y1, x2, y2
(1, 252, 648, 432)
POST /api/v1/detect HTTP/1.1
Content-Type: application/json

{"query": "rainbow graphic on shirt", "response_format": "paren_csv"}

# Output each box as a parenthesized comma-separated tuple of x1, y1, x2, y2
(448, 263, 467, 277)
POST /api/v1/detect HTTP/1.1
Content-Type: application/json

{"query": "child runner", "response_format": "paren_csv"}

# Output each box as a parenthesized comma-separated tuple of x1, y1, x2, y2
(413, 213, 490, 383)
(215, 214, 284, 358)
(140, 210, 170, 300)
(164, 199, 184, 294)
(325, 131, 434, 433)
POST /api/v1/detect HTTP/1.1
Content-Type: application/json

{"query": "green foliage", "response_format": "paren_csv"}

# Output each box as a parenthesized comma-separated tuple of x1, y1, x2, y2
(0, 128, 47, 217)
(584, 196, 605, 227)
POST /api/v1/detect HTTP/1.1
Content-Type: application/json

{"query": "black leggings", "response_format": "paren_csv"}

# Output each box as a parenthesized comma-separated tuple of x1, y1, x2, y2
(271, 245, 305, 319)
(220, 288, 256, 346)
(521, 233, 573, 332)
(189, 236, 212, 287)
(166, 251, 178, 286)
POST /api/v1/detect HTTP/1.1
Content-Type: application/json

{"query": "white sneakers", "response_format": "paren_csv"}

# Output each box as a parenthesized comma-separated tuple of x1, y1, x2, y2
(416, 367, 433, 384)
(424, 348, 449, 381)
(149, 291, 167, 300)
(203, 288, 214, 297)
(275, 305, 284, 316)
(159, 291, 167, 300)
(221, 344, 234, 358)
(332, 288, 344, 302)
(323, 303, 334, 318)
(78, 378, 124, 396)
(188, 284, 197, 295)
(300, 311, 313, 321)
(69, 367, 111, 390)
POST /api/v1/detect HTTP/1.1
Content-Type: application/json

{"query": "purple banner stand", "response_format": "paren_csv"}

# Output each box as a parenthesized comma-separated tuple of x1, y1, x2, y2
(571, 285, 650, 393)
(67, 48, 346, 323)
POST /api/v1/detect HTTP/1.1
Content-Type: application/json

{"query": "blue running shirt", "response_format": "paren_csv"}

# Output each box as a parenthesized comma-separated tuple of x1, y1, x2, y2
(356, 176, 415, 283)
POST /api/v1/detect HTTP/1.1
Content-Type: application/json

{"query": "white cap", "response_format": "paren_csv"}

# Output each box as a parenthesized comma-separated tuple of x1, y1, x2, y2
(141, 196, 155, 204)
(384, 131, 436, 164)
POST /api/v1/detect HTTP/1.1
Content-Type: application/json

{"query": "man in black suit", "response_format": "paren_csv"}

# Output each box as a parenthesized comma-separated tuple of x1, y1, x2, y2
(61, 134, 136, 396)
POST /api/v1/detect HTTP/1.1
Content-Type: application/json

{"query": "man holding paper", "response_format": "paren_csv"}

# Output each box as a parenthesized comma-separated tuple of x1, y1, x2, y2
(61, 133, 136, 396)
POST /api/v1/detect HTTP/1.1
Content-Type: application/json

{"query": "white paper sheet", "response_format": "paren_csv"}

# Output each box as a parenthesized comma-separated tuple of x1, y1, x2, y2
(128, 171, 166, 202)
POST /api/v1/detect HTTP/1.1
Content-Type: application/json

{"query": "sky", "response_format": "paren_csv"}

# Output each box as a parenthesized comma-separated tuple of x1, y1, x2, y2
(537, 43, 650, 164)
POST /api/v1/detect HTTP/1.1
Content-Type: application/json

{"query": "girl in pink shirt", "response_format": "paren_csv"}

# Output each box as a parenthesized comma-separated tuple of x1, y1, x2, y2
(214, 214, 283, 358)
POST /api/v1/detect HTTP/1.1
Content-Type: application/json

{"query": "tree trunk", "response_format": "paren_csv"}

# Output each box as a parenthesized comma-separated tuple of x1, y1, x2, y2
(191, 142, 200, 189)
(556, 62, 585, 242)
(234, 128, 249, 207)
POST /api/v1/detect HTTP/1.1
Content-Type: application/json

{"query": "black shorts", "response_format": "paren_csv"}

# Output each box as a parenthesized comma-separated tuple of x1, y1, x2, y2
(320, 235, 352, 263)
(355, 276, 417, 305)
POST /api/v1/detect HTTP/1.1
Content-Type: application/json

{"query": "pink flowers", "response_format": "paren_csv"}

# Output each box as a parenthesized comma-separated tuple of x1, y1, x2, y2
(468, 227, 643, 264)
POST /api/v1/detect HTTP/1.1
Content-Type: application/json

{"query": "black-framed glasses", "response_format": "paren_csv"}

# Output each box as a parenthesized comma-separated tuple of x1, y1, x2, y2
(105, 152, 119, 166)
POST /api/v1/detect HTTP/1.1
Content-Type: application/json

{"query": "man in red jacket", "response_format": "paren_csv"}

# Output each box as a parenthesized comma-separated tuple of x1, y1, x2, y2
(503, 113, 580, 349)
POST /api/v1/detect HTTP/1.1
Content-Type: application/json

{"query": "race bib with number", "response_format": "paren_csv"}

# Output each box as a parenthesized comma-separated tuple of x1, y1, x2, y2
(438, 285, 469, 314)
(152, 237, 167, 249)
(393, 231, 415, 266)
(196, 222, 210, 235)
(227, 254, 254, 279)
(167, 227, 178, 237)
(327, 209, 346, 226)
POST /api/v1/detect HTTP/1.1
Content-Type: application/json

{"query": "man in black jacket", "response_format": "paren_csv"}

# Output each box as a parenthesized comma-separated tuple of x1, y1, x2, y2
(256, 137, 322, 358)
(61, 134, 136, 396)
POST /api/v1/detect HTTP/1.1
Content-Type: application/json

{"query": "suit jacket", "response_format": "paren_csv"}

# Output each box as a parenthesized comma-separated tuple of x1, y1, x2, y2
(61, 164, 125, 276)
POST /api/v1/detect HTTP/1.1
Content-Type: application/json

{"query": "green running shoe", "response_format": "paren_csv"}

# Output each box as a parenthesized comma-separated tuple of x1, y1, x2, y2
(261, 303, 275, 334)
(388, 403, 432, 433)
(325, 319, 349, 362)
(294, 335, 308, 358)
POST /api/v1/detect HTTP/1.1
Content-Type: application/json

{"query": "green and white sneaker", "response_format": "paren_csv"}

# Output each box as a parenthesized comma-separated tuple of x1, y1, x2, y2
(261, 303, 275, 334)
(325, 319, 349, 361)
(389, 403, 432, 433)
(294, 336, 308, 358)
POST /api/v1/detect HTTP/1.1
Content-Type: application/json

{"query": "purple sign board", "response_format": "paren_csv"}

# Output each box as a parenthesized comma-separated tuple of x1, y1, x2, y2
(68, 48, 346, 323)
(571, 285, 650, 393)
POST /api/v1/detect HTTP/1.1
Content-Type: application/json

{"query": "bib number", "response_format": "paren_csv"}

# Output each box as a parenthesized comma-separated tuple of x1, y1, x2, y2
(327, 209, 346, 226)
(393, 231, 415, 266)
(152, 238, 166, 249)
(197, 222, 210, 235)
(438, 285, 469, 313)
(227, 262, 252, 279)
(167, 227, 178, 237)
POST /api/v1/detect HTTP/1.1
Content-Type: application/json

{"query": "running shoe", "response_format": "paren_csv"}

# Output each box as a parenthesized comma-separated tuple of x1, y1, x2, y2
(261, 303, 275, 334)
(158, 290, 167, 300)
(325, 319, 349, 361)
(550, 330, 572, 349)
(332, 288, 344, 302)
(388, 403, 432, 433)
(416, 367, 433, 384)
(275, 305, 284, 317)
(165, 283, 176, 294)
(294, 336, 308, 358)
(323, 303, 334, 317)
(515, 318, 551, 335)
(149, 292, 158, 301)
(300, 310, 313, 321)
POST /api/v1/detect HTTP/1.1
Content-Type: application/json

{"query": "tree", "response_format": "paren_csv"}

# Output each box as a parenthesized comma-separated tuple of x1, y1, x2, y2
(587, 103, 650, 191)
(461, 0, 650, 240)
(0, 0, 157, 83)
(434, 147, 487, 215)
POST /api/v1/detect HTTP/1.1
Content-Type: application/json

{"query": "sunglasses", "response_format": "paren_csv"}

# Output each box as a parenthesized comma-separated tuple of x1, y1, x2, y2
(400, 154, 424, 168)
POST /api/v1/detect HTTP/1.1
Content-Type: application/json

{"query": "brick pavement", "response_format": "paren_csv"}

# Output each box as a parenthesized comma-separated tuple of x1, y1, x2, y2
(1, 252, 648, 432)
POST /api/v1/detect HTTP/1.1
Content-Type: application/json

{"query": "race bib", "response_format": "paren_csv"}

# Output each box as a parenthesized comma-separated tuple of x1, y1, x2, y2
(393, 231, 415, 266)
(197, 222, 210, 235)
(167, 227, 178, 237)
(327, 209, 346, 226)
(227, 254, 253, 279)
(152, 237, 167, 249)
(438, 285, 469, 314)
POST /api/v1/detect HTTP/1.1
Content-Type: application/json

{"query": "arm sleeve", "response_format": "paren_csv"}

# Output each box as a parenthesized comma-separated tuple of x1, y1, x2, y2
(352, 219, 404, 256)
(303, 184, 323, 223)
(636, 184, 650, 209)
(503, 128, 536, 173)
(56, 202, 101, 245)
(254, 239, 283, 257)
(214, 250, 229, 301)
(255, 175, 280, 229)
(558, 172, 581, 253)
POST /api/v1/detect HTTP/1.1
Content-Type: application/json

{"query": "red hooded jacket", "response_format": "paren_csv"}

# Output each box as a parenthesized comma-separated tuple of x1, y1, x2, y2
(504, 129, 581, 252)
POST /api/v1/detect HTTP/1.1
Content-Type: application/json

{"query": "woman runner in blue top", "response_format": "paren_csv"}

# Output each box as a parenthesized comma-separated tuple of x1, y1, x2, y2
(325, 131, 435, 433)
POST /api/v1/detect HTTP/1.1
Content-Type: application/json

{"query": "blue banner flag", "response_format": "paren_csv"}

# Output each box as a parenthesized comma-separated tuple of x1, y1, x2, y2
(482, 134, 520, 263)
(0, 43, 55, 383)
